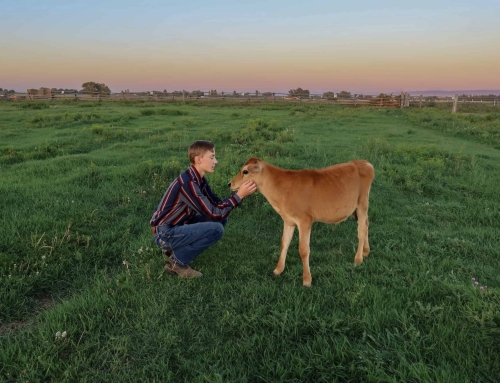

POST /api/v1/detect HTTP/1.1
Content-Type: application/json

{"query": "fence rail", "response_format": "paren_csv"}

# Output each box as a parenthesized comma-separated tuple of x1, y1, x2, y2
(1, 90, 498, 112)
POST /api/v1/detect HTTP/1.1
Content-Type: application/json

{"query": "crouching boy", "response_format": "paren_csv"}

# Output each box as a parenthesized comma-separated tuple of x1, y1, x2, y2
(150, 140, 257, 278)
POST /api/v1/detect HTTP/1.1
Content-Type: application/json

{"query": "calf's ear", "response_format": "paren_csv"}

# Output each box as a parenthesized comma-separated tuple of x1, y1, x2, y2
(248, 163, 262, 174)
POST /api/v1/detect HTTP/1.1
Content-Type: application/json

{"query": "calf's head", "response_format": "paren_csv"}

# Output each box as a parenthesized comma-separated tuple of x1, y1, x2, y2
(228, 157, 263, 191)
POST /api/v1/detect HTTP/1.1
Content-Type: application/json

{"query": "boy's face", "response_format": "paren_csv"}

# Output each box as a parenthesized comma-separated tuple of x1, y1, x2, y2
(196, 149, 217, 175)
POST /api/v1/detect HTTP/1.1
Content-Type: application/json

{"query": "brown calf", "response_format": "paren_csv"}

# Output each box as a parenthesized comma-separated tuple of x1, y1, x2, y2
(229, 158, 374, 287)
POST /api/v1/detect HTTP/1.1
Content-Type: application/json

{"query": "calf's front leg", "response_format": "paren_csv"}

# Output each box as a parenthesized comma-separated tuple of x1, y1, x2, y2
(273, 222, 295, 276)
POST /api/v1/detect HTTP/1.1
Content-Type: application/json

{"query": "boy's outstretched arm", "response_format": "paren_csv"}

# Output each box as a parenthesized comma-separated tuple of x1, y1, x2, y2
(181, 180, 257, 219)
(204, 183, 223, 204)
(181, 180, 240, 219)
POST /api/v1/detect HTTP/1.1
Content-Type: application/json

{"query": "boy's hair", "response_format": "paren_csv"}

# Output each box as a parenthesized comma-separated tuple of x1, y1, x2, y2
(188, 140, 215, 164)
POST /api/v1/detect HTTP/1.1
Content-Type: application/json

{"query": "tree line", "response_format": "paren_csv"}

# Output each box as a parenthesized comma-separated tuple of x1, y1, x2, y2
(21, 82, 489, 99)
(1, 82, 370, 98)
(51, 83, 360, 98)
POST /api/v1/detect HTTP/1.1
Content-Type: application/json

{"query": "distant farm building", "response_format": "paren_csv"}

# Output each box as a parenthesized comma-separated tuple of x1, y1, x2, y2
(27, 88, 52, 100)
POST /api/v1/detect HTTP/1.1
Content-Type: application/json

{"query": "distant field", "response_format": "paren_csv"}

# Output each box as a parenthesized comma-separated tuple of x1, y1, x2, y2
(1, 100, 499, 382)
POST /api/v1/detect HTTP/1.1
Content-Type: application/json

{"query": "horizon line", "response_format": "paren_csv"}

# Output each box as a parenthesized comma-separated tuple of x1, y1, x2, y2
(4, 87, 500, 95)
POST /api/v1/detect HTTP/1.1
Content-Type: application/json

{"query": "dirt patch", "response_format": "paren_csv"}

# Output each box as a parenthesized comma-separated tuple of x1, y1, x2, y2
(0, 296, 53, 334)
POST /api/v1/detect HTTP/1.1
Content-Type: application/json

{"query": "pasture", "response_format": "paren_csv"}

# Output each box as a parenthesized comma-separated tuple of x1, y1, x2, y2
(1, 99, 499, 382)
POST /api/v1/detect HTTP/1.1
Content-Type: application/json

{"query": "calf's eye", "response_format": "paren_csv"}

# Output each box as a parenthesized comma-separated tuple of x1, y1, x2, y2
(243, 170, 249, 175)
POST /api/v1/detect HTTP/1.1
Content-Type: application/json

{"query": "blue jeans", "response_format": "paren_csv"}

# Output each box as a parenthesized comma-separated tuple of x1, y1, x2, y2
(153, 215, 228, 266)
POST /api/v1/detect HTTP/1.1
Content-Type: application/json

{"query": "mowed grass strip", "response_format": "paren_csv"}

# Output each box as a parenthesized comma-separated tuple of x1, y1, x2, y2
(0, 101, 499, 382)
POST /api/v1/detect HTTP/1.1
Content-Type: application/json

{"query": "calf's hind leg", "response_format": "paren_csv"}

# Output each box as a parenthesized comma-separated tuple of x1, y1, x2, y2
(354, 205, 369, 265)
(297, 220, 313, 287)
(353, 208, 370, 257)
(363, 216, 370, 257)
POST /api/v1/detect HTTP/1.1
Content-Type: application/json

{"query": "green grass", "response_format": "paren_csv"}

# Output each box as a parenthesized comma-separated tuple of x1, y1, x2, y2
(1, 101, 499, 382)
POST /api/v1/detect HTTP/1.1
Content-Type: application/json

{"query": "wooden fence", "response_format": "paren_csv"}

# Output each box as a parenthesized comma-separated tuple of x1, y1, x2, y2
(1, 90, 498, 112)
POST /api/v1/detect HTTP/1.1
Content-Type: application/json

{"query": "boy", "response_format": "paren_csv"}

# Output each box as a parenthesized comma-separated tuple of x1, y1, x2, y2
(150, 140, 257, 278)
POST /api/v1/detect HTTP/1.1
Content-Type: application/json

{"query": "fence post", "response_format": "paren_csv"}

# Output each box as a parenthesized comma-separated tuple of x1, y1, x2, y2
(419, 95, 422, 108)
(400, 92, 405, 108)
(405, 93, 410, 107)
(452, 94, 459, 113)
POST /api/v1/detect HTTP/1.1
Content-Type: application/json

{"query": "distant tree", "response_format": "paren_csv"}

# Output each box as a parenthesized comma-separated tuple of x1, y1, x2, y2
(289, 87, 310, 98)
(323, 91, 335, 98)
(232, 90, 239, 97)
(338, 91, 351, 98)
(0, 88, 3, 91)
(8, 90, 15, 94)
(300, 89, 310, 98)
(255, 90, 259, 97)
(81, 82, 111, 94)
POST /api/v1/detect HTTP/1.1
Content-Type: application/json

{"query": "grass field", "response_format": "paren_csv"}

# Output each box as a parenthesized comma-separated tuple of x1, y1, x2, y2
(1, 99, 499, 382)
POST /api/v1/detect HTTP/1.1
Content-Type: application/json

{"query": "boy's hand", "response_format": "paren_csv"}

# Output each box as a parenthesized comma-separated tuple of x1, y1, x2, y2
(236, 181, 257, 199)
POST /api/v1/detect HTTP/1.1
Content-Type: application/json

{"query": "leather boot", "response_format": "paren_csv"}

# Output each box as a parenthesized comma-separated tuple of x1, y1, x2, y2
(164, 257, 202, 278)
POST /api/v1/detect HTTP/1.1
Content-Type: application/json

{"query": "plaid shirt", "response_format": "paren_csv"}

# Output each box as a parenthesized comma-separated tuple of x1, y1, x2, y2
(150, 165, 241, 227)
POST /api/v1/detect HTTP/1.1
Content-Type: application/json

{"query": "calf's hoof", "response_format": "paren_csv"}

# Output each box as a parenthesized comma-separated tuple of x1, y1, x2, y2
(302, 281, 312, 288)
(354, 257, 364, 265)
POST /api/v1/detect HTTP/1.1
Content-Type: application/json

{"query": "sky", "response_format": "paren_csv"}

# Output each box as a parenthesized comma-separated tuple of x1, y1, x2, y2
(1, 0, 499, 94)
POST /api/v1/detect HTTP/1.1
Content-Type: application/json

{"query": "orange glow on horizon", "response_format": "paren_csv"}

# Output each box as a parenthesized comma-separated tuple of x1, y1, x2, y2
(2, 39, 499, 93)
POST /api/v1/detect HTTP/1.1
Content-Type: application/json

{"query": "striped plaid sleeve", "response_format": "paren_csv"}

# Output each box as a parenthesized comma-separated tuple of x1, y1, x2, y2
(204, 183, 222, 204)
(181, 180, 241, 219)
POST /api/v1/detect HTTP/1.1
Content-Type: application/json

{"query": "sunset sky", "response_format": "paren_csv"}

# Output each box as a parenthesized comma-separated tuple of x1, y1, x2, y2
(1, 0, 499, 94)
